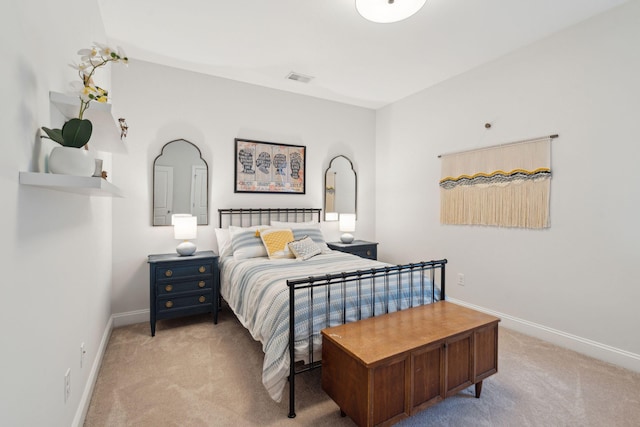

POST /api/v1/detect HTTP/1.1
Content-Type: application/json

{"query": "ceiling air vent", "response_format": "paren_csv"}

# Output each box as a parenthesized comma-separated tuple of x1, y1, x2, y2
(285, 71, 314, 84)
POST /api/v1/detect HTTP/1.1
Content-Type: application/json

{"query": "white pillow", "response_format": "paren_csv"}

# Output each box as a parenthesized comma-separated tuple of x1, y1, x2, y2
(214, 228, 232, 258)
(229, 225, 270, 260)
(271, 221, 330, 253)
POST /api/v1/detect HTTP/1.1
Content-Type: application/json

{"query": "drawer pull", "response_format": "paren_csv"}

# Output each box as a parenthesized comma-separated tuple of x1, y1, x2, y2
(199, 266, 206, 273)
(165, 301, 174, 308)
(165, 270, 173, 277)
(198, 281, 206, 288)
(366, 250, 372, 256)
(198, 296, 206, 303)
(165, 284, 173, 292)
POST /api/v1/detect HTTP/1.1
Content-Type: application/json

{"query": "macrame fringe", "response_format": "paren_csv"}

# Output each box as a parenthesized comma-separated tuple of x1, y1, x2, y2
(440, 179, 550, 228)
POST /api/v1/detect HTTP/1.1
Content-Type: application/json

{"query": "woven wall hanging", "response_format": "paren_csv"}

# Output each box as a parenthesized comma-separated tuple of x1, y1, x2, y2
(439, 136, 554, 229)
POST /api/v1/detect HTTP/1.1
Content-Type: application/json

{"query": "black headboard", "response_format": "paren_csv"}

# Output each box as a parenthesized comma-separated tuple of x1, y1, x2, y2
(218, 208, 321, 228)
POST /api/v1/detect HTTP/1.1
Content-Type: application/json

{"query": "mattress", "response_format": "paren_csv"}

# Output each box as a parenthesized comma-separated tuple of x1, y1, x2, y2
(219, 251, 437, 402)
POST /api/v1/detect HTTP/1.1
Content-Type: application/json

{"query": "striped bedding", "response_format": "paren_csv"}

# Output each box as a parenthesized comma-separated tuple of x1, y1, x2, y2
(219, 251, 437, 402)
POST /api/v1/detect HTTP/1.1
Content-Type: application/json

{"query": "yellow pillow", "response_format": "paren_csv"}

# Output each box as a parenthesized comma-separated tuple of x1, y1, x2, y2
(260, 228, 295, 259)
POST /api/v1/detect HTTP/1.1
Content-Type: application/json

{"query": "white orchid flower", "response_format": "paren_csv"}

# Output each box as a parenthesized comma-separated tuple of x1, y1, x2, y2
(77, 48, 98, 62)
(77, 48, 96, 56)
(71, 81, 92, 102)
(93, 41, 116, 58)
(94, 92, 109, 103)
(88, 56, 106, 67)
(68, 61, 90, 72)
(67, 43, 130, 119)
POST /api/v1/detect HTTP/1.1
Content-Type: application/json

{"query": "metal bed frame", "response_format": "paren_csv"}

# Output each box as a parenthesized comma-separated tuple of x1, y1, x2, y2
(218, 208, 447, 419)
(218, 207, 322, 228)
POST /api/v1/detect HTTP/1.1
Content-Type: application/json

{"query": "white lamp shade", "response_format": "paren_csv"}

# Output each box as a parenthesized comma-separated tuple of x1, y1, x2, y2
(356, 0, 426, 24)
(173, 215, 197, 240)
(171, 213, 191, 225)
(325, 212, 339, 221)
(339, 213, 356, 244)
(339, 213, 357, 232)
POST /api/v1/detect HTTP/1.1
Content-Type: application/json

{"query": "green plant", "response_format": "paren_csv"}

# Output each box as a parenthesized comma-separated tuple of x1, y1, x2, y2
(41, 43, 128, 148)
(42, 119, 93, 148)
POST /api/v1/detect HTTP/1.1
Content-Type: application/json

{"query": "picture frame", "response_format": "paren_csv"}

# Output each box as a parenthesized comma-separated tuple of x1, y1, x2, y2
(234, 138, 306, 194)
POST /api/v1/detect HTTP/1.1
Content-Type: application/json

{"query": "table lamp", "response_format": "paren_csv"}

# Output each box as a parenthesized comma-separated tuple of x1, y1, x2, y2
(325, 212, 339, 221)
(339, 213, 356, 244)
(172, 214, 197, 256)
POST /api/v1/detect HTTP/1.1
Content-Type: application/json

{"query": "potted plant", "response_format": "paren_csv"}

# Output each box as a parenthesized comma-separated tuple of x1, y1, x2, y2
(42, 43, 128, 175)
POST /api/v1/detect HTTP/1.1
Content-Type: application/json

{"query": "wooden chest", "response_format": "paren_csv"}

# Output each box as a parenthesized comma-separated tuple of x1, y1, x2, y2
(321, 301, 500, 427)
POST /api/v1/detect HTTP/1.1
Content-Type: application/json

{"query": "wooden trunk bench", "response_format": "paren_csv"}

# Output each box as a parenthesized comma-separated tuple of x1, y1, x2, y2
(321, 301, 500, 427)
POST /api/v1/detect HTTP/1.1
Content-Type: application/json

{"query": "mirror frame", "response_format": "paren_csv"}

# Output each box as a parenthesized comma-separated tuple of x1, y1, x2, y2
(323, 155, 357, 221)
(152, 138, 209, 226)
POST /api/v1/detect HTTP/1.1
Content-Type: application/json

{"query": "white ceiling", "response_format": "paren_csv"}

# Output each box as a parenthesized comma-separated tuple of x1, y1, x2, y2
(98, 0, 626, 109)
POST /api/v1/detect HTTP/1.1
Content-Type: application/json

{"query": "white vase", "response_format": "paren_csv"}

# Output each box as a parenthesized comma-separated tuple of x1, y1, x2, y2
(48, 146, 95, 176)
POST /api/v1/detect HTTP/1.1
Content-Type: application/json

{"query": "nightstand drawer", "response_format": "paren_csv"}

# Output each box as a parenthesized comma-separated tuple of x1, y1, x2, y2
(349, 246, 377, 260)
(157, 278, 213, 295)
(156, 263, 212, 279)
(327, 240, 378, 260)
(157, 292, 212, 314)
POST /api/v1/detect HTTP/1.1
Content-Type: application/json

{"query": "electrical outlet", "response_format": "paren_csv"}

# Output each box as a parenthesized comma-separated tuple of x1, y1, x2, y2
(80, 343, 86, 368)
(64, 368, 71, 403)
(457, 273, 465, 286)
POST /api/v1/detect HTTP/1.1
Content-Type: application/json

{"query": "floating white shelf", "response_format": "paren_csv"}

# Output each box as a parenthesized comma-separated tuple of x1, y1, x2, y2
(19, 172, 123, 197)
(49, 91, 126, 153)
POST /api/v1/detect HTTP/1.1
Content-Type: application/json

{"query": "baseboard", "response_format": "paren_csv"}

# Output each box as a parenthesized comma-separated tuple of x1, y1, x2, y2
(112, 308, 150, 328)
(72, 315, 114, 427)
(447, 297, 640, 373)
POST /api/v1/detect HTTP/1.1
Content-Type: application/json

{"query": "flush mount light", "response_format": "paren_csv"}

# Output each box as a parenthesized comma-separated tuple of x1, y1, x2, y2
(356, 0, 427, 23)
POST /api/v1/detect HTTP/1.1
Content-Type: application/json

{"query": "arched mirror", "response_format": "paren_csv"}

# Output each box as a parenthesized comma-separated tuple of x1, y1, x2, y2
(153, 139, 208, 226)
(324, 155, 357, 221)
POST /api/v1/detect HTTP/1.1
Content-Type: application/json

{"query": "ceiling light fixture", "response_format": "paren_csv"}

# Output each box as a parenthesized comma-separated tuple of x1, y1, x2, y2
(356, 0, 426, 24)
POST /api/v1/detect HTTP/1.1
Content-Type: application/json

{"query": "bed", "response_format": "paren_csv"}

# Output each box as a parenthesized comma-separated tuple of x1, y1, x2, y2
(216, 208, 447, 418)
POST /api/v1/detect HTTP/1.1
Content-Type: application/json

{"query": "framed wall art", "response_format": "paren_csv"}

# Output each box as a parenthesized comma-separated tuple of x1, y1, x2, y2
(234, 138, 306, 194)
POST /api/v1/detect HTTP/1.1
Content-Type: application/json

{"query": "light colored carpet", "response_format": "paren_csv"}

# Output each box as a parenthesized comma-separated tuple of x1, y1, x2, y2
(85, 309, 640, 426)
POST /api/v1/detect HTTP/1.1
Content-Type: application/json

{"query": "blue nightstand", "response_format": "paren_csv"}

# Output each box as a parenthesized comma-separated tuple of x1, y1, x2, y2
(147, 250, 219, 336)
(327, 240, 378, 260)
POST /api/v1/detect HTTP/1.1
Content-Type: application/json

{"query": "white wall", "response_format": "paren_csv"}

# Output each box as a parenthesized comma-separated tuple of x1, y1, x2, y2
(4, 4, 637, 424)
(376, 1, 640, 367)
(109, 60, 376, 317)
(0, 1, 114, 426)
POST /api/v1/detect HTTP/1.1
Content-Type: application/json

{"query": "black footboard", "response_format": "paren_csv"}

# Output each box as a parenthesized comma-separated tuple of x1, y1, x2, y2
(286, 259, 447, 418)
